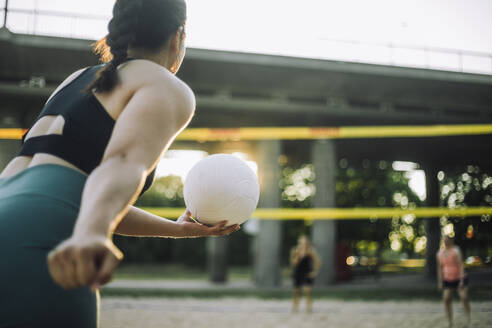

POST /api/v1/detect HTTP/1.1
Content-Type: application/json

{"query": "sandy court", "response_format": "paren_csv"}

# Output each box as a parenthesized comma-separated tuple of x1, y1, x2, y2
(100, 297, 492, 328)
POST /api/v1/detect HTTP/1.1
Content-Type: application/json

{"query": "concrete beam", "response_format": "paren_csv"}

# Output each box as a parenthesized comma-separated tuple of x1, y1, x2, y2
(1, 31, 93, 51)
(184, 48, 492, 86)
(3, 33, 492, 86)
(1, 33, 491, 125)
(0, 81, 487, 124)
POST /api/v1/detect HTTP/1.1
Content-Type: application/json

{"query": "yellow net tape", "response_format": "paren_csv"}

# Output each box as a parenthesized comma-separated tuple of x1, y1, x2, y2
(0, 129, 27, 140)
(177, 125, 492, 141)
(141, 207, 492, 220)
(2, 124, 492, 141)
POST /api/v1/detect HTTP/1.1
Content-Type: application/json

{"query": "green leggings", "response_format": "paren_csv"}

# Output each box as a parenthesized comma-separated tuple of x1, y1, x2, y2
(0, 164, 98, 328)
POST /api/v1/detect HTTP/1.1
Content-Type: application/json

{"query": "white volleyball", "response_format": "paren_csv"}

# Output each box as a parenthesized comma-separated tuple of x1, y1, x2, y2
(183, 154, 260, 226)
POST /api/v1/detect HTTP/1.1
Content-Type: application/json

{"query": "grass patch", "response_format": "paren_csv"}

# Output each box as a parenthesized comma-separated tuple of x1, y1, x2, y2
(114, 264, 254, 280)
(101, 286, 492, 301)
(114, 264, 206, 280)
(114, 264, 303, 281)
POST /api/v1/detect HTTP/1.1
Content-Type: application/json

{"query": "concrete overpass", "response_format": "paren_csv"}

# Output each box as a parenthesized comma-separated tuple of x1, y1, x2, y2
(1, 29, 492, 286)
(1, 27, 491, 164)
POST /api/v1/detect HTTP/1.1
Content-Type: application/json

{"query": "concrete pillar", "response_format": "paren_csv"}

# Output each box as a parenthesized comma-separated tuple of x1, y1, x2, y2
(207, 236, 228, 283)
(424, 166, 441, 280)
(311, 140, 337, 285)
(203, 142, 257, 283)
(254, 140, 282, 287)
(3, 0, 9, 28)
(0, 111, 22, 171)
(202, 144, 229, 283)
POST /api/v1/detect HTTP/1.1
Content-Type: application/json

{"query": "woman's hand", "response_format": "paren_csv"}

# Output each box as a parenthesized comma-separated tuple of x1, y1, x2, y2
(47, 233, 123, 290)
(176, 210, 240, 238)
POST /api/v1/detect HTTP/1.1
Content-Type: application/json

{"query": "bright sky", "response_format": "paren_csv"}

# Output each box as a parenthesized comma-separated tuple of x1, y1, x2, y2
(4, 0, 492, 72)
(393, 162, 426, 201)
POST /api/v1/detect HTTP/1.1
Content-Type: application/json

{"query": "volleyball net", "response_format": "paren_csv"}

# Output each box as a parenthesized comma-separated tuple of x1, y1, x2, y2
(2, 124, 492, 141)
(1, 124, 491, 220)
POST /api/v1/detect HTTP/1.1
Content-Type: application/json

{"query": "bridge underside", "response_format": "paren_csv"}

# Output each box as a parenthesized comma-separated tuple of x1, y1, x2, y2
(1, 29, 492, 167)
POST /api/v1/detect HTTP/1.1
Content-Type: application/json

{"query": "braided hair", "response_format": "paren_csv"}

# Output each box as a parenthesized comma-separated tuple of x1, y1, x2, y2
(88, 0, 187, 93)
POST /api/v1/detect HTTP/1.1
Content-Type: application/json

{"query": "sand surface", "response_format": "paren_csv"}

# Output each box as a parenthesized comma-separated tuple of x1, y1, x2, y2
(101, 297, 492, 328)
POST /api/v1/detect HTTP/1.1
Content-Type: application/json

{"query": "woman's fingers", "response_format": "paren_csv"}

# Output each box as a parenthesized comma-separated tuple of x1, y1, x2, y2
(48, 247, 85, 289)
(75, 249, 97, 287)
(180, 218, 242, 237)
(64, 256, 79, 289)
(208, 222, 240, 236)
(48, 248, 82, 289)
(92, 251, 120, 289)
(47, 240, 122, 290)
(216, 221, 228, 228)
(207, 221, 227, 233)
(224, 224, 241, 234)
(47, 251, 68, 288)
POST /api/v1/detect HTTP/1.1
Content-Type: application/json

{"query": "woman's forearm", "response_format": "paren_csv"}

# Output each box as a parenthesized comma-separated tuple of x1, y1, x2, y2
(460, 262, 466, 278)
(115, 206, 185, 237)
(72, 157, 148, 238)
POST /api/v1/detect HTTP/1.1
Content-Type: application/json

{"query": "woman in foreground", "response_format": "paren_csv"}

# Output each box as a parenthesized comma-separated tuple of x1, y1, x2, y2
(0, 0, 238, 326)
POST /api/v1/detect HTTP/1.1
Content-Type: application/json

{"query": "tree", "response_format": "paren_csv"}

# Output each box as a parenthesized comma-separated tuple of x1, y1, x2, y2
(439, 165, 492, 261)
(279, 158, 426, 273)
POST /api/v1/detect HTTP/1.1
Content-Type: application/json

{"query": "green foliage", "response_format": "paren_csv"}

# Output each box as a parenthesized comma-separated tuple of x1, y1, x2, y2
(279, 158, 426, 263)
(279, 164, 315, 208)
(135, 175, 185, 208)
(336, 160, 424, 258)
(439, 165, 492, 259)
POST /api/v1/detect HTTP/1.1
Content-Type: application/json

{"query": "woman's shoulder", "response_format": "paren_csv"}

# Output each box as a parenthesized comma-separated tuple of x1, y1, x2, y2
(119, 59, 195, 113)
(121, 60, 192, 93)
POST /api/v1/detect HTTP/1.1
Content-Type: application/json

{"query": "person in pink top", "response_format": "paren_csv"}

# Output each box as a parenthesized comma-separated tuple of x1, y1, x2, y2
(437, 236, 471, 327)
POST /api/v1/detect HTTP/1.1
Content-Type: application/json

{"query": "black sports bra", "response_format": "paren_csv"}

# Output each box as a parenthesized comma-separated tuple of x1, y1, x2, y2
(18, 64, 155, 195)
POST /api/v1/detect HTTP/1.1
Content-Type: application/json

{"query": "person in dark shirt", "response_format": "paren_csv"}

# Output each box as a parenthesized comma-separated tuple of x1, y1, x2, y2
(290, 235, 321, 313)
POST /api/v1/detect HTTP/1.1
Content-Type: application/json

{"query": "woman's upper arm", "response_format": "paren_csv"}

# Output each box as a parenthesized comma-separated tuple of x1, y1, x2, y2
(102, 78, 195, 172)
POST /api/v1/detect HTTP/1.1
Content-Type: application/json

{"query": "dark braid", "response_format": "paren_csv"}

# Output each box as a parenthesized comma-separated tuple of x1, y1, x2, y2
(88, 0, 142, 93)
(88, 0, 187, 93)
